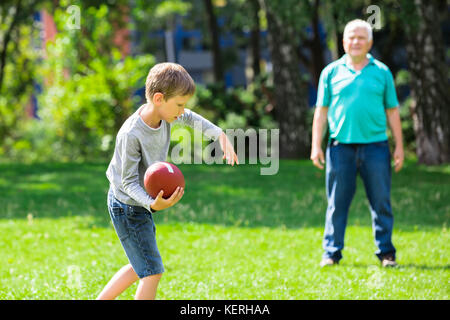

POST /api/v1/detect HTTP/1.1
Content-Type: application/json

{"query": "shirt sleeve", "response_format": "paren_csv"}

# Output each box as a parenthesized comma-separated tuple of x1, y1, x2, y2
(384, 68, 399, 109)
(316, 67, 331, 107)
(120, 133, 154, 210)
(175, 109, 223, 140)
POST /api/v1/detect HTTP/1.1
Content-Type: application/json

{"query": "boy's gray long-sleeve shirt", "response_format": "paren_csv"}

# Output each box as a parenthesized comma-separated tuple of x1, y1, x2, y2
(106, 105, 222, 211)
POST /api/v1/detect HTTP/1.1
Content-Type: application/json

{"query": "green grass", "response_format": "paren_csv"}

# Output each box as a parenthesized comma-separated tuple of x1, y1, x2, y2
(0, 160, 449, 299)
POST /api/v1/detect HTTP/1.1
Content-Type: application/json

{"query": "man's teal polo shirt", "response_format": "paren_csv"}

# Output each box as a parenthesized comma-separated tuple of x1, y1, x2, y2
(316, 53, 399, 143)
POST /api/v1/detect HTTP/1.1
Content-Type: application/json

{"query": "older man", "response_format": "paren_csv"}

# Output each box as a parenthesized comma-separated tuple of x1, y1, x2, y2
(311, 19, 404, 267)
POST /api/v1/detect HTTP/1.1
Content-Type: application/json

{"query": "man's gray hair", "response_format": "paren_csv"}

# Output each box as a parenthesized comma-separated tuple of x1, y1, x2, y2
(343, 19, 373, 41)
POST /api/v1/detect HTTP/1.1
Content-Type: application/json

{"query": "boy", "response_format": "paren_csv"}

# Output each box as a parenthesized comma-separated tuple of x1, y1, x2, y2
(97, 63, 238, 300)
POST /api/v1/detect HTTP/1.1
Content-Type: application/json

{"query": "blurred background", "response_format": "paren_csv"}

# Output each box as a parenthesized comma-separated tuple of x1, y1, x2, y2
(0, 0, 448, 164)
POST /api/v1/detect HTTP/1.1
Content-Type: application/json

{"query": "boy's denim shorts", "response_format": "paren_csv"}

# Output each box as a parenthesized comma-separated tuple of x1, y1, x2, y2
(107, 188, 164, 278)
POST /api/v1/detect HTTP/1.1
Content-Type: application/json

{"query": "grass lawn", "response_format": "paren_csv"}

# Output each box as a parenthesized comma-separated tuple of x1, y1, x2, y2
(0, 160, 448, 299)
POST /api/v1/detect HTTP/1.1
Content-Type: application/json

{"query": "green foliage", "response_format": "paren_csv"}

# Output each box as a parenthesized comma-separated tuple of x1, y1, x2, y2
(32, 5, 155, 162)
(132, 0, 192, 37)
(155, 0, 192, 19)
(0, 24, 40, 158)
(398, 97, 416, 156)
(167, 73, 278, 164)
(0, 0, 432, 163)
(0, 2, 51, 159)
(0, 1, 156, 163)
(190, 73, 276, 130)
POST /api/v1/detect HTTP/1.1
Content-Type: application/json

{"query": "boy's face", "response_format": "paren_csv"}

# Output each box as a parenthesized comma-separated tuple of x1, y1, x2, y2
(153, 93, 191, 123)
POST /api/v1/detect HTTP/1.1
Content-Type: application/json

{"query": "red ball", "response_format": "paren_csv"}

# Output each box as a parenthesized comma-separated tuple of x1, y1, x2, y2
(144, 161, 185, 199)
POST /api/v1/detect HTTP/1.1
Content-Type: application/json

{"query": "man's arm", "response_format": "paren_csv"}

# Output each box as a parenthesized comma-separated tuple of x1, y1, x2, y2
(386, 107, 404, 172)
(310, 106, 329, 170)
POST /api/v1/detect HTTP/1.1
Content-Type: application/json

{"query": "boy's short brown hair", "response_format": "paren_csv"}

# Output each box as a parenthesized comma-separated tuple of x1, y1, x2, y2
(145, 62, 196, 102)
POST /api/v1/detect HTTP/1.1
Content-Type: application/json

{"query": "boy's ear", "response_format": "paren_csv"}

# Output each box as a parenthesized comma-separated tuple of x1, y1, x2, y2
(153, 92, 165, 105)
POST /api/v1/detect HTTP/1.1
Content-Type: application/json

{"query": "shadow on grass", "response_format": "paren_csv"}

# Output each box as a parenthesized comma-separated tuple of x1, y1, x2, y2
(397, 264, 450, 271)
(349, 263, 450, 271)
(0, 160, 448, 230)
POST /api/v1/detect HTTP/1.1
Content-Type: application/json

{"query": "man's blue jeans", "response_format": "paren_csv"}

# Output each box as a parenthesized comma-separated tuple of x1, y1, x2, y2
(323, 139, 396, 262)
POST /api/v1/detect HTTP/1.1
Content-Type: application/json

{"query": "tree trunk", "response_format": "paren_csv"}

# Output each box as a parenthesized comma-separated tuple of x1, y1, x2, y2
(404, 0, 449, 164)
(249, 0, 261, 81)
(293, 0, 324, 89)
(203, 0, 223, 84)
(259, 0, 310, 158)
(308, 0, 325, 87)
(0, 0, 23, 92)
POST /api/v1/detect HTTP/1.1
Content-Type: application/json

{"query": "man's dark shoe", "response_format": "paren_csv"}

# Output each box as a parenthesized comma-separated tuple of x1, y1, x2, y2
(320, 258, 339, 267)
(381, 253, 398, 268)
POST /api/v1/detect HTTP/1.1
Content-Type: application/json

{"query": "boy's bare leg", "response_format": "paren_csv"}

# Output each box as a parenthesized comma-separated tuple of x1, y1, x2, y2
(134, 273, 162, 300)
(96, 264, 139, 300)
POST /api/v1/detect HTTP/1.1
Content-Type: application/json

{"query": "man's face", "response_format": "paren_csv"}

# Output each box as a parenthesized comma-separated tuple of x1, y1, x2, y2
(343, 27, 373, 59)
(155, 94, 190, 123)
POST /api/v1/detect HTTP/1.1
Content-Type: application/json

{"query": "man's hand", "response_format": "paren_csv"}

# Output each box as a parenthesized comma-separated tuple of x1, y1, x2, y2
(393, 146, 404, 172)
(386, 107, 404, 173)
(150, 187, 184, 212)
(219, 132, 239, 166)
(310, 147, 325, 170)
(310, 107, 328, 170)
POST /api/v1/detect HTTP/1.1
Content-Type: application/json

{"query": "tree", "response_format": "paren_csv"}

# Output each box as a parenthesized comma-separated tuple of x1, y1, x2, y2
(37, 4, 154, 160)
(132, 0, 192, 61)
(0, 0, 46, 91)
(294, 0, 325, 87)
(258, 0, 310, 158)
(0, 0, 49, 157)
(401, 0, 449, 164)
(320, 0, 356, 61)
(249, 0, 261, 80)
(203, 0, 224, 84)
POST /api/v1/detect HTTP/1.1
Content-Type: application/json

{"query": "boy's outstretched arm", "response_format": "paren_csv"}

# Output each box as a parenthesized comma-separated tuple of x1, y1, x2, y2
(175, 109, 239, 166)
(218, 132, 239, 166)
